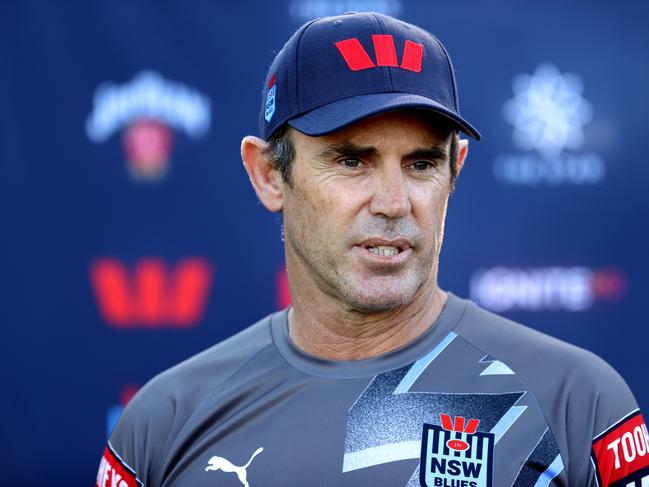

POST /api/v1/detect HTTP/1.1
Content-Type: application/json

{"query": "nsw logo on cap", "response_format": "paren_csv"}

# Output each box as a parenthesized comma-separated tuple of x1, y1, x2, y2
(264, 74, 277, 123)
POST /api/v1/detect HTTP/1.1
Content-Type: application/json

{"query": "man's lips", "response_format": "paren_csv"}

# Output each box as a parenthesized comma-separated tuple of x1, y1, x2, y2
(352, 237, 414, 263)
(355, 237, 413, 252)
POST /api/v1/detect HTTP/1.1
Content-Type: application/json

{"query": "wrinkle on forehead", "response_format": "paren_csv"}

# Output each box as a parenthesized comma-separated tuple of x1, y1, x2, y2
(293, 110, 454, 161)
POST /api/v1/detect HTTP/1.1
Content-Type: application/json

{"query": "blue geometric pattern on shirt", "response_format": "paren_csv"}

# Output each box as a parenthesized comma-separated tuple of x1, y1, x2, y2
(343, 332, 524, 481)
(512, 427, 564, 487)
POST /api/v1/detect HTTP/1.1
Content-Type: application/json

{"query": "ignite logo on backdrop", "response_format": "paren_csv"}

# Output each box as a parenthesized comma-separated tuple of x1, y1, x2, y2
(86, 71, 211, 182)
(90, 257, 213, 328)
(494, 63, 605, 186)
(469, 266, 626, 312)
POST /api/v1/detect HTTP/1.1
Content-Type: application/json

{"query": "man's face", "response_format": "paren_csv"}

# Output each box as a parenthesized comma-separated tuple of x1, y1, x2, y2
(282, 110, 458, 313)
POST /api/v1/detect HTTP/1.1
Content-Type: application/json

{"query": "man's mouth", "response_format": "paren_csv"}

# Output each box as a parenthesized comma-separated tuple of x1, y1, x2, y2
(357, 237, 412, 259)
(366, 245, 401, 257)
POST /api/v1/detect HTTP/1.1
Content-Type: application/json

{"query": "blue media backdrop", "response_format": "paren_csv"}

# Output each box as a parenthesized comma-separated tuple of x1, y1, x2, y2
(1, 1, 647, 485)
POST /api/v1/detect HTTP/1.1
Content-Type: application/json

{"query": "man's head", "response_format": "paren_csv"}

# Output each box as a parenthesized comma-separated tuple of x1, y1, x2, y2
(241, 12, 478, 314)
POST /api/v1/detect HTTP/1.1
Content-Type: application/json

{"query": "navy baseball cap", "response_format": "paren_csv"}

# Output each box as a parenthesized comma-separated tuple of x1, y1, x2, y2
(259, 12, 481, 141)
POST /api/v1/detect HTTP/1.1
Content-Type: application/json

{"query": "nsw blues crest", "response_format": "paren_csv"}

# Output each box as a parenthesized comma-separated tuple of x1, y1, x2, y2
(264, 74, 277, 122)
(420, 413, 494, 487)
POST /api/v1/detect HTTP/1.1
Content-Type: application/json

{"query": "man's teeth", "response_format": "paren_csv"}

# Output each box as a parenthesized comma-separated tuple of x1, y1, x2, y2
(368, 245, 399, 256)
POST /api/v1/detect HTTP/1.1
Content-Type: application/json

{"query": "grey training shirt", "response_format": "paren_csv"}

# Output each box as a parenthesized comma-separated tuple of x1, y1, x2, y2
(96, 293, 648, 487)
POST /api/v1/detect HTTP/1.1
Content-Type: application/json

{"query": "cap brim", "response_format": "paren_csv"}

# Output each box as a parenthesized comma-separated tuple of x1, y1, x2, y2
(287, 93, 481, 140)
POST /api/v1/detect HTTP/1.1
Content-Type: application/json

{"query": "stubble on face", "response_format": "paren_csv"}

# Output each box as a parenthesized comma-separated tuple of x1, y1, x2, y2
(282, 111, 454, 316)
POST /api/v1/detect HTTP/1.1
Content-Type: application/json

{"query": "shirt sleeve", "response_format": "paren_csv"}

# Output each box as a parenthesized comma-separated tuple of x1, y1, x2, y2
(574, 355, 648, 487)
(95, 441, 143, 487)
(94, 374, 176, 487)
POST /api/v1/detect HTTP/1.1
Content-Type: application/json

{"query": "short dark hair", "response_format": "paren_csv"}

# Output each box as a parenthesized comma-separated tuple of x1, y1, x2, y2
(264, 122, 461, 191)
(263, 124, 296, 187)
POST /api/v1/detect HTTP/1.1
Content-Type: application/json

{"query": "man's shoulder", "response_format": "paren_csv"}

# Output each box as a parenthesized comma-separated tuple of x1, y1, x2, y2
(140, 311, 277, 402)
(105, 312, 283, 484)
(449, 295, 640, 484)
(112, 311, 279, 440)
(452, 296, 634, 407)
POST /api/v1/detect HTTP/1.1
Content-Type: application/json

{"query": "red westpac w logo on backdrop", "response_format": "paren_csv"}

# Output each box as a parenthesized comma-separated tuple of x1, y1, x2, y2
(90, 257, 213, 328)
(335, 35, 423, 72)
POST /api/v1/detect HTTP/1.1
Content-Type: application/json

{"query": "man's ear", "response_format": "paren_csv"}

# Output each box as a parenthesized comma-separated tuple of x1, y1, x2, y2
(241, 136, 284, 212)
(455, 139, 469, 175)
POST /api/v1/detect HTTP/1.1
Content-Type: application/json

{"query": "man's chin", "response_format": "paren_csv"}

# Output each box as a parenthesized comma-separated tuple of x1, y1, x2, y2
(341, 286, 421, 314)
(346, 299, 407, 314)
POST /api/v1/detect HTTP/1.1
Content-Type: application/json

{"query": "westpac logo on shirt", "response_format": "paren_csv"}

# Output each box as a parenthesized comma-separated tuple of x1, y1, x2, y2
(420, 414, 494, 487)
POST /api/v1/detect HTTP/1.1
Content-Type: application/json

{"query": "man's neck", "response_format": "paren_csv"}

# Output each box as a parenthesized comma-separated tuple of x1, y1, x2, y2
(287, 283, 447, 361)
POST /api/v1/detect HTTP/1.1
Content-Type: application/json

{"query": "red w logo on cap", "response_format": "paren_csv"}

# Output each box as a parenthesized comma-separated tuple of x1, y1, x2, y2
(335, 35, 423, 72)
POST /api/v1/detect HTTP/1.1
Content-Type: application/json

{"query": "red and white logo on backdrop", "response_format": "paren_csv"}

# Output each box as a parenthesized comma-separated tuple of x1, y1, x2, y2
(86, 71, 211, 182)
(122, 119, 174, 180)
(90, 257, 213, 328)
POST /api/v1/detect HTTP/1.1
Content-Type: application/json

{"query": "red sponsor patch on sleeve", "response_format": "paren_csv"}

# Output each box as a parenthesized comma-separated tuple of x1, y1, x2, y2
(96, 443, 141, 487)
(592, 411, 649, 487)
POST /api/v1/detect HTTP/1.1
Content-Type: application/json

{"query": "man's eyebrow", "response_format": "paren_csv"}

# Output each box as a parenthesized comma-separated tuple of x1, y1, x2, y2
(314, 142, 379, 161)
(406, 145, 449, 161)
(314, 143, 449, 162)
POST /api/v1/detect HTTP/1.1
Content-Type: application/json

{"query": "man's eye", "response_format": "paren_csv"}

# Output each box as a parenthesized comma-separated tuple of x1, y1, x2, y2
(341, 158, 362, 169)
(412, 161, 436, 171)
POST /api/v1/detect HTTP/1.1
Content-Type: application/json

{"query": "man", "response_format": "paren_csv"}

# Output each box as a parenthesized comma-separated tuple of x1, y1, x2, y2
(96, 12, 647, 487)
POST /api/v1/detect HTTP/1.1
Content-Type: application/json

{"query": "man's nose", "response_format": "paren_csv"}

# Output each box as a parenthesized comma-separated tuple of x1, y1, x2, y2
(369, 166, 411, 219)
